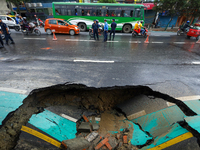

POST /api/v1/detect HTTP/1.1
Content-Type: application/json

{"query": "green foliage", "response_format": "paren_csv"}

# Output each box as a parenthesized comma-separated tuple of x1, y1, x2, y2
(98, 0, 116, 3)
(153, 0, 200, 19)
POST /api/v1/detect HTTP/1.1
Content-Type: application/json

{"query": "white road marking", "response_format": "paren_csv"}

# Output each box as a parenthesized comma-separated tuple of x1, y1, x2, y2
(66, 39, 95, 42)
(60, 114, 78, 122)
(173, 42, 186, 44)
(129, 41, 141, 43)
(192, 62, 200, 65)
(151, 42, 164, 43)
(0, 87, 27, 94)
(107, 41, 119, 42)
(74, 60, 114, 63)
(167, 95, 200, 106)
(127, 110, 146, 120)
(24, 38, 46, 40)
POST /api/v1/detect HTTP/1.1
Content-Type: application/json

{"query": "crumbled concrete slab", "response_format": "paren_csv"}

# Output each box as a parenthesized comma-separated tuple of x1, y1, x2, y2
(62, 137, 90, 150)
(78, 122, 99, 132)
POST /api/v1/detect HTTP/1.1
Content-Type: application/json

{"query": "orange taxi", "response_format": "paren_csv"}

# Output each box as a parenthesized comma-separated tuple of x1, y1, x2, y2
(44, 18, 80, 35)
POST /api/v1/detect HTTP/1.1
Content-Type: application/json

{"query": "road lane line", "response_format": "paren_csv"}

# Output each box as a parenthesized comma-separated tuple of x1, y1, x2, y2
(173, 42, 186, 44)
(147, 132, 193, 150)
(73, 60, 114, 63)
(107, 41, 119, 42)
(167, 95, 200, 106)
(21, 126, 61, 148)
(127, 110, 146, 120)
(192, 62, 200, 65)
(24, 38, 46, 40)
(65, 39, 95, 42)
(151, 41, 163, 43)
(129, 41, 141, 43)
(0, 87, 27, 94)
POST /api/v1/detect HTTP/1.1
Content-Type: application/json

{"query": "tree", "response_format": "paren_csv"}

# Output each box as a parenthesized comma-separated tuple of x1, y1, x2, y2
(98, 0, 116, 3)
(6, 0, 29, 14)
(153, 0, 187, 30)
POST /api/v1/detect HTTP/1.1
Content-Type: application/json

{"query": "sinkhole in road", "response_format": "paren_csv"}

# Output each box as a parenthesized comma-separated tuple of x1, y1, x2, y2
(0, 84, 199, 150)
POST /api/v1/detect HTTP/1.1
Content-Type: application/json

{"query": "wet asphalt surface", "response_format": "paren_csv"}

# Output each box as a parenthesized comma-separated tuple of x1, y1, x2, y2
(0, 28, 200, 98)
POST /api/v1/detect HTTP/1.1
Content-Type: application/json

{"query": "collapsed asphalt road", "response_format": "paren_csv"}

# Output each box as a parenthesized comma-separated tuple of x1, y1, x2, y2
(0, 84, 200, 150)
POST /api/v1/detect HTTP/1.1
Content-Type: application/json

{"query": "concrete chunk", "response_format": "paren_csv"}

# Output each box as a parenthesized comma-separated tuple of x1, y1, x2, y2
(78, 122, 100, 132)
(62, 137, 91, 150)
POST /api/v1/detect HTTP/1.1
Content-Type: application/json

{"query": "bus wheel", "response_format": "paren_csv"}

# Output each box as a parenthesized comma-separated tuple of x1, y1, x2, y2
(123, 25, 132, 33)
(78, 23, 86, 32)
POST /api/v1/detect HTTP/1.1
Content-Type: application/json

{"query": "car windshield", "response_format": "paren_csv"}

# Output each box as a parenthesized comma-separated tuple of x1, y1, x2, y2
(63, 20, 72, 25)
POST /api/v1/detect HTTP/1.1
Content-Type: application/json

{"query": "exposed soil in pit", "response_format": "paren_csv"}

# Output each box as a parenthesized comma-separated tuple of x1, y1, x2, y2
(0, 83, 197, 150)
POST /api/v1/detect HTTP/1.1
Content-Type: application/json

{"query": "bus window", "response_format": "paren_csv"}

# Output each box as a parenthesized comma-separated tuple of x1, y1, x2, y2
(106, 10, 109, 16)
(96, 10, 102, 16)
(86, 10, 91, 16)
(130, 10, 133, 17)
(81, 10, 84, 16)
(75, 9, 78, 16)
(55, 9, 60, 15)
(135, 8, 141, 18)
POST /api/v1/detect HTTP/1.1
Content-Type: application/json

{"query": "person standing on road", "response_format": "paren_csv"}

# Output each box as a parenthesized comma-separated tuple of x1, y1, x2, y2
(0, 30, 4, 48)
(109, 19, 117, 40)
(0, 19, 15, 45)
(103, 19, 108, 42)
(92, 20, 99, 41)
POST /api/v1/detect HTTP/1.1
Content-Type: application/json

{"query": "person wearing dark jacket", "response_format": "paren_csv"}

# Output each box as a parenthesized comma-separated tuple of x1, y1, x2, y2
(182, 21, 190, 32)
(92, 20, 99, 40)
(109, 19, 117, 40)
(0, 30, 4, 48)
(0, 19, 14, 45)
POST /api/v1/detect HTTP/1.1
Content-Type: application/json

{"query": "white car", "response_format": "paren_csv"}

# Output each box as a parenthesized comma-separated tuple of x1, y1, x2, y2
(0, 15, 20, 31)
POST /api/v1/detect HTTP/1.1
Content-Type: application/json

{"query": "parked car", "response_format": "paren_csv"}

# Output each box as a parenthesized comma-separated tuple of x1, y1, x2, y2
(44, 18, 80, 36)
(187, 25, 200, 40)
(0, 15, 20, 31)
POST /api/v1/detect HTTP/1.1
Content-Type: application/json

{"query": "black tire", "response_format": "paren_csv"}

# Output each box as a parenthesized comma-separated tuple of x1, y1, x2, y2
(78, 23, 86, 32)
(22, 28, 29, 35)
(177, 31, 181, 36)
(14, 26, 20, 31)
(46, 29, 52, 35)
(187, 35, 191, 39)
(89, 30, 93, 38)
(69, 30, 75, 36)
(132, 32, 136, 37)
(123, 25, 132, 33)
(35, 29, 41, 36)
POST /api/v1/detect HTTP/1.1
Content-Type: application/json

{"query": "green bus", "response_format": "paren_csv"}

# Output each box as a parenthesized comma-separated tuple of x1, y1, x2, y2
(52, 2, 145, 33)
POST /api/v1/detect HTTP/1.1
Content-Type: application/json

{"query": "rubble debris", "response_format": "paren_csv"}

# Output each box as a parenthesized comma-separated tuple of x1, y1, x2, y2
(0, 84, 198, 150)
(60, 114, 78, 123)
(107, 137, 118, 149)
(85, 131, 99, 142)
(95, 138, 109, 149)
(61, 137, 91, 150)
(78, 122, 100, 132)
(123, 135, 128, 144)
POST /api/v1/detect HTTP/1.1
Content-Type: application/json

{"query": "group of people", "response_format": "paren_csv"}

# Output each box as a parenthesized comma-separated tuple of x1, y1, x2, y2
(134, 21, 145, 35)
(92, 18, 117, 42)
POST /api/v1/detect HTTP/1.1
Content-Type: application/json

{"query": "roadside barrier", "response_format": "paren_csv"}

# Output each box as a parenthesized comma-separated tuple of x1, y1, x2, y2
(144, 35, 149, 43)
(52, 29, 57, 41)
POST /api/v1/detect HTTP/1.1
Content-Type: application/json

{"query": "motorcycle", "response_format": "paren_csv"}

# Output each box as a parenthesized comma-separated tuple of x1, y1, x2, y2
(21, 22, 41, 36)
(89, 24, 104, 38)
(132, 27, 148, 38)
(177, 26, 190, 36)
(33, 19, 44, 28)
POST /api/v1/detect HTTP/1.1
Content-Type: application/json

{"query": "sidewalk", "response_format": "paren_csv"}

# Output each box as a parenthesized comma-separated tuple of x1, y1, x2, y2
(150, 27, 179, 32)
